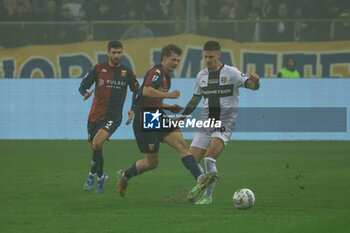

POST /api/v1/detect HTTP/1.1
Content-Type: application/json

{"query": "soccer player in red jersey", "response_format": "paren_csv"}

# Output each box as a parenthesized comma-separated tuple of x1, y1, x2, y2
(117, 44, 217, 197)
(79, 41, 139, 193)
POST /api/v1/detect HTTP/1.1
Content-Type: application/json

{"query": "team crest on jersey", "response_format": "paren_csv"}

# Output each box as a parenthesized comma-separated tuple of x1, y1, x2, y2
(220, 77, 228, 84)
(148, 144, 155, 151)
(121, 70, 127, 77)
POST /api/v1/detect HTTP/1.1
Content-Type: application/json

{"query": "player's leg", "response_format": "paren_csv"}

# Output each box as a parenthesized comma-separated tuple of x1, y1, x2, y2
(190, 131, 210, 178)
(117, 126, 160, 197)
(163, 129, 217, 201)
(197, 137, 225, 203)
(92, 128, 110, 193)
(118, 152, 159, 197)
(163, 129, 204, 182)
(84, 121, 100, 191)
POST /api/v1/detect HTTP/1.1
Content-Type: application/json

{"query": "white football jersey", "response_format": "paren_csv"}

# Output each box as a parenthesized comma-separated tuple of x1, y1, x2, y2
(193, 64, 248, 130)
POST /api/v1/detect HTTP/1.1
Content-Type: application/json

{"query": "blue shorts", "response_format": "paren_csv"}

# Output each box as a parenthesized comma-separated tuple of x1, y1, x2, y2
(87, 119, 120, 142)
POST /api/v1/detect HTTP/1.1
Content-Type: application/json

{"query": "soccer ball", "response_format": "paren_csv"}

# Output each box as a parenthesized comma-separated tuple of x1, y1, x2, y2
(233, 188, 255, 210)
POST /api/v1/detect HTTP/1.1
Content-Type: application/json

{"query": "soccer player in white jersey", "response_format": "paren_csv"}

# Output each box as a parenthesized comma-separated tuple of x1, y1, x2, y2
(181, 41, 260, 204)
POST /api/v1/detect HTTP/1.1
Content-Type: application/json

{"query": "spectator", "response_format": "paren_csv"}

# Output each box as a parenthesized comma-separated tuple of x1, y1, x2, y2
(120, 8, 154, 40)
(171, 0, 185, 33)
(273, 2, 294, 42)
(158, 0, 171, 19)
(219, 0, 247, 20)
(39, 0, 62, 21)
(197, 0, 211, 35)
(241, 7, 261, 42)
(119, 0, 139, 20)
(0, 2, 9, 20)
(143, 0, 161, 20)
(277, 55, 300, 78)
(61, 0, 86, 21)
(260, 0, 274, 19)
(88, 1, 117, 20)
(8, 0, 36, 21)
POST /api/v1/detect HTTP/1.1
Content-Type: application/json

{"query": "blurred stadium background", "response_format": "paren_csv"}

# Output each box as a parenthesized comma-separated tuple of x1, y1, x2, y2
(1, 0, 349, 140)
(1, 1, 350, 233)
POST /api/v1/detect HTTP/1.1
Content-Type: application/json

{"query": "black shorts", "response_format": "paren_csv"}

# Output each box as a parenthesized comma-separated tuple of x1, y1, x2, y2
(133, 112, 177, 153)
(87, 119, 120, 142)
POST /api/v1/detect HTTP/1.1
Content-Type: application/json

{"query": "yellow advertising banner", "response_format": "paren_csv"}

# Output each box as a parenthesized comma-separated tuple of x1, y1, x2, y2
(0, 34, 349, 78)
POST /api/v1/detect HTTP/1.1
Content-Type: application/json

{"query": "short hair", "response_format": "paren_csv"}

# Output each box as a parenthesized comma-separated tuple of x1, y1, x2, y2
(161, 44, 182, 60)
(108, 40, 123, 51)
(203, 41, 221, 51)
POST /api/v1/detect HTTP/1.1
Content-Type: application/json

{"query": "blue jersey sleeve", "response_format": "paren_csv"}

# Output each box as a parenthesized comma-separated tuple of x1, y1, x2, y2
(79, 66, 97, 96)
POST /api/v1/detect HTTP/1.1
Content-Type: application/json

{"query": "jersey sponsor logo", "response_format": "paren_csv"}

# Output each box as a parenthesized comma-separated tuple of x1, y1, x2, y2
(208, 79, 219, 84)
(121, 70, 127, 77)
(98, 79, 104, 87)
(106, 79, 127, 89)
(202, 84, 234, 98)
(101, 69, 107, 72)
(143, 110, 162, 129)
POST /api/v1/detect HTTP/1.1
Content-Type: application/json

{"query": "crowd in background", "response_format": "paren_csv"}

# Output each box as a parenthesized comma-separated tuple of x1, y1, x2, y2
(0, 0, 349, 47)
(0, 0, 349, 22)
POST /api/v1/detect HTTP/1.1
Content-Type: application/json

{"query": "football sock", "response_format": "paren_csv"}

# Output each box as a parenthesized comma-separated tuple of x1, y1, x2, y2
(197, 163, 204, 174)
(91, 148, 102, 174)
(203, 157, 217, 198)
(97, 152, 104, 178)
(89, 172, 96, 177)
(181, 155, 202, 181)
(124, 163, 138, 179)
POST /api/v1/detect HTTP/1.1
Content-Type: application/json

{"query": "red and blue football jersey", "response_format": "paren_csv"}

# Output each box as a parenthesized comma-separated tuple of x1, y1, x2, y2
(79, 62, 139, 123)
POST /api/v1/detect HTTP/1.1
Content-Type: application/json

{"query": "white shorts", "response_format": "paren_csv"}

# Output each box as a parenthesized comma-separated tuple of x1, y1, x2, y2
(190, 127, 233, 150)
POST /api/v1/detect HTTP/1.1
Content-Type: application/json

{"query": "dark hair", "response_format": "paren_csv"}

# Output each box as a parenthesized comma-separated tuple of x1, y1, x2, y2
(203, 41, 221, 51)
(284, 55, 296, 70)
(108, 40, 123, 51)
(161, 44, 182, 60)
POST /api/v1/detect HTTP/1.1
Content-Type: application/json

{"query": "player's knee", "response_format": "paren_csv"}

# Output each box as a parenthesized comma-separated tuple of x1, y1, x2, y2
(92, 140, 102, 150)
(147, 158, 158, 170)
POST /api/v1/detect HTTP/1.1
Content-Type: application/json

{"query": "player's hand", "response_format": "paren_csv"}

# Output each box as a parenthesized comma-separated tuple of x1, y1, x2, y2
(168, 90, 180, 99)
(249, 73, 260, 82)
(168, 104, 183, 113)
(172, 117, 185, 124)
(126, 110, 134, 125)
(83, 89, 94, 101)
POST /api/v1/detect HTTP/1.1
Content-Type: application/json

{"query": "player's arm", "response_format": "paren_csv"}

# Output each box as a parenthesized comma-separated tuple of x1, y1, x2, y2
(181, 94, 202, 118)
(143, 86, 180, 99)
(126, 71, 140, 125)
(162, 103, 183, 113)
(79, 66, 97, 100)
(143, 69, 180, 99)
(128, 70, 140, 111)
(244, 73, 260, 90)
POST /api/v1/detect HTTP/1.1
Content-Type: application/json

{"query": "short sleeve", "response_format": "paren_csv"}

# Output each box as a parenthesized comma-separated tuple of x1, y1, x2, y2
(232, 68, 248, 88)
(144, 68, 162, 89)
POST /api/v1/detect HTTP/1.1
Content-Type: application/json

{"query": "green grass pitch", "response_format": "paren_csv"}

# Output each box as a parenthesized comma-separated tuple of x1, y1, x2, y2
(0, 140, 349, 233)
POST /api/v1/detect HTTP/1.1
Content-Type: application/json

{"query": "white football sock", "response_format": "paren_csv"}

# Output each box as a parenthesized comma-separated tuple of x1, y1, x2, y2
(204, 157, 217, 198)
